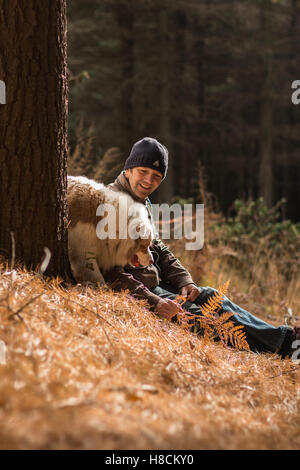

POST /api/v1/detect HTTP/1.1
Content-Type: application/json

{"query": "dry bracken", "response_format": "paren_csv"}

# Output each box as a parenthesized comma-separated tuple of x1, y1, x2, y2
(0, 260, 299, 450)
(176, 280, 250, 352)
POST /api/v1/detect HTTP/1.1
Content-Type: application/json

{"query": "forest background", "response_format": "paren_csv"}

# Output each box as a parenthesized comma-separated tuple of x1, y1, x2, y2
(68, 0, 300, 220)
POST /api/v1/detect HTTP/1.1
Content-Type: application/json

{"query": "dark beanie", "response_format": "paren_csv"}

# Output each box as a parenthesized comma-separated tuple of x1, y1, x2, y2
(124, 137, 168, 179)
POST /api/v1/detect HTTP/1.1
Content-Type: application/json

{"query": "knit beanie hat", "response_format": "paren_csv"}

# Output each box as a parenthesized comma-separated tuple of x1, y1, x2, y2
(124, 137, 168, 180)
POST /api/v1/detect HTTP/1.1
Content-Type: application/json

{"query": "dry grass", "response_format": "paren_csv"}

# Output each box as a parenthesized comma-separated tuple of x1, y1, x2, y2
(0, 260, 299, 450)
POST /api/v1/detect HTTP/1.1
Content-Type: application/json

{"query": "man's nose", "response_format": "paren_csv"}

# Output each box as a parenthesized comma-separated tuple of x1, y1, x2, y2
(143, 175, 154, 185)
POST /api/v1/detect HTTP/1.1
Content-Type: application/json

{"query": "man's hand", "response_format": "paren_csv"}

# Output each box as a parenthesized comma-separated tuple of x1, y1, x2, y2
(155, 298, 181, 321)
(180, 284, 200, 302)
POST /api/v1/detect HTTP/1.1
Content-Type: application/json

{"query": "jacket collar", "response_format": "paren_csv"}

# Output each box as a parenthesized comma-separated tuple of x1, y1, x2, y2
(113, 171, 147, 204)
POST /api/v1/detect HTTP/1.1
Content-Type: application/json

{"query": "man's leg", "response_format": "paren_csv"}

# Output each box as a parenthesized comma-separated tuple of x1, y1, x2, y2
(150, 282, 291, 354)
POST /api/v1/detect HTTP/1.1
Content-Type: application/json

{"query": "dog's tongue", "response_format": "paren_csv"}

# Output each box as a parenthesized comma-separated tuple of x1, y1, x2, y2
(131, 255, 141, 267)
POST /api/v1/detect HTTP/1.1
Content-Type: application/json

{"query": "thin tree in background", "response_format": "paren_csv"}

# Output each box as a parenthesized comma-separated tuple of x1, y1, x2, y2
(156, 7, 174, 203)
(258, 0, 274, 207)
(67, 0, 300, 221)
(114, 0, 135, 151)
(0, 0, 71, 278)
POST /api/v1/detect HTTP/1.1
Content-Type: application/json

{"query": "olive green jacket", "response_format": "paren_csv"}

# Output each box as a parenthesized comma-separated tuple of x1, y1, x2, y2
(104, 171, 195, 307)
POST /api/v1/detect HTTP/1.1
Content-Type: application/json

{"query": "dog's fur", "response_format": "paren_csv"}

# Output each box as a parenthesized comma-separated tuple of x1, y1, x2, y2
(67, 175, 154, 285)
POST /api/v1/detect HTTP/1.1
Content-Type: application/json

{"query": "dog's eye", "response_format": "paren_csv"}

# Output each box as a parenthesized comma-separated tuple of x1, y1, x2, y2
(136, 223, 149, 239)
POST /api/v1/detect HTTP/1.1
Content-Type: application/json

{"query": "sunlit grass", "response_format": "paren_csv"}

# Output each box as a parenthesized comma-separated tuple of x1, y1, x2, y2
(0, 249, 299, 449)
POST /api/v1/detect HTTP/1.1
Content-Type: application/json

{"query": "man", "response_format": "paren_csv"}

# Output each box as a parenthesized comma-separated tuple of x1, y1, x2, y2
(105, 137, 300, 359)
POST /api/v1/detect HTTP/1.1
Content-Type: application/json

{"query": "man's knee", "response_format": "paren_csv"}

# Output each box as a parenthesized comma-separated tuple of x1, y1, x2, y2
(194, 286, 219, 305)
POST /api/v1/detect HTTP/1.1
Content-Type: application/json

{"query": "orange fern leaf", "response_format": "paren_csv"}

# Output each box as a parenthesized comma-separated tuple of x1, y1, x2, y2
(178, 279, 250, 352)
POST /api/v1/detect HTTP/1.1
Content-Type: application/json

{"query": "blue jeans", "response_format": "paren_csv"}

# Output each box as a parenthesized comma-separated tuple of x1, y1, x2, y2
(150, 282, 289, 354)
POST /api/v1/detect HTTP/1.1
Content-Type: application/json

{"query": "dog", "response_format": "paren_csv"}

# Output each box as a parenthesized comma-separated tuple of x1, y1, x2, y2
(67, 175, 154, 286)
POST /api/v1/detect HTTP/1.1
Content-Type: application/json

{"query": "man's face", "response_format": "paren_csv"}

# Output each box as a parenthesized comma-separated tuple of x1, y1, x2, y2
(125, 167, 163, 199)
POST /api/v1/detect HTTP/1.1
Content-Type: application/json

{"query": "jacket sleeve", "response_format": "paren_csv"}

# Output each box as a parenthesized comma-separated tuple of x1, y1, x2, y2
(153, 238, 195, 290)
(103, 266, 162, 309)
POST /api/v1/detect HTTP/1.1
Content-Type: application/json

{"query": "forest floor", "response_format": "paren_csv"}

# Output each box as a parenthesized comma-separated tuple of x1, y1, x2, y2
(0, 250, 299, 450)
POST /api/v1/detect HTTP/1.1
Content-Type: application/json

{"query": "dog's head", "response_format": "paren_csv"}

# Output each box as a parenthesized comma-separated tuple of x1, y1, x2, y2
(126, 221, 154, 268)
(129, 235, 154, 268)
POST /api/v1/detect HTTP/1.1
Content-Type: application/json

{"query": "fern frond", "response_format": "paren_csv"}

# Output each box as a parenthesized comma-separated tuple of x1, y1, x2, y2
(200, 290, 224, 317)
(177, 280, 250, 352)
(218, 279, 230, 297)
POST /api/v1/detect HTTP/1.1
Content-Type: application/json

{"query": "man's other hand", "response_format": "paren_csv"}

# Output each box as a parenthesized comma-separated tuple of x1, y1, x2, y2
(155, 298, 181, 321)
(180, 284, 200, 302)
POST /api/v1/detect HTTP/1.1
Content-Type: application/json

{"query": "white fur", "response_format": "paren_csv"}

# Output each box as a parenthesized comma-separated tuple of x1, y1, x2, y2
(67, 176, 154, 286)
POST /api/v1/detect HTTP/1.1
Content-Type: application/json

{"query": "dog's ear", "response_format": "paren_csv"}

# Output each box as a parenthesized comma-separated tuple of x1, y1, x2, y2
(135, 222, 151, 239)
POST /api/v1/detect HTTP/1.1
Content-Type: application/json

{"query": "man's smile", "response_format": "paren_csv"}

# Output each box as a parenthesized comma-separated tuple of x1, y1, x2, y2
(139, 183, 152, 191)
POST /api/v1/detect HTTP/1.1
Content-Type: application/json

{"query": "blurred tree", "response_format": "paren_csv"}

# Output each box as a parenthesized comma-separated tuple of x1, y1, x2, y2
(67, 0, 300, 220)
(258, 0, 274, 207)
(155, 8, 174, 202)
(113, 0, 135, 150)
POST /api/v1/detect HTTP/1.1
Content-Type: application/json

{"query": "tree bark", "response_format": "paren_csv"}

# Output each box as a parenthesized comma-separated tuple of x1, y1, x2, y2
(155, 9, 174, 203)
(169, 8, 187, 199)
(114, 0, 135, 152)
(0, 0, 70, 278)
(258, 0, 273, 208)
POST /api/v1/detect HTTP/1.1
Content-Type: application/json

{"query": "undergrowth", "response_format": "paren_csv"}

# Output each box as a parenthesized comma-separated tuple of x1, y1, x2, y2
(0, 253, 299, 449)
(0, 196, 299, 449)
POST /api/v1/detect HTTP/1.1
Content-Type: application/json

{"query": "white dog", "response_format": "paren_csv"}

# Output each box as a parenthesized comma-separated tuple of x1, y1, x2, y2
(67, 175, 154, 286)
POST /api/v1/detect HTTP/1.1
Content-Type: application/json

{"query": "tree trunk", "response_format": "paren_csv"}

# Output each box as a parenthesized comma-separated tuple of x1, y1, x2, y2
(156, 9, 174, 203)
(179, 10, 189, 200)
(258, 0, 273, 208)
(288, 0, 299, 220)
(191, 10, 205, 202)
(0, 0, 70, 278)
(170, 8, 187, 199)
(115, 0, 135, 152)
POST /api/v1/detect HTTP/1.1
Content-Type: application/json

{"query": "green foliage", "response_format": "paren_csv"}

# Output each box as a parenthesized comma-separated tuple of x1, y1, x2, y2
(171, 196, 194, 207)
(209, 197, 300, 283)
(223, 197, 300, 250)
(96, 39, 120, 49)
